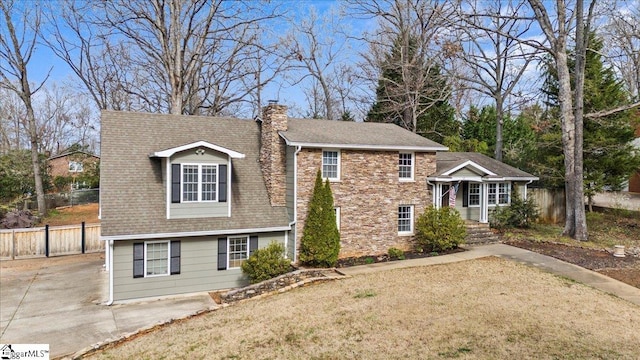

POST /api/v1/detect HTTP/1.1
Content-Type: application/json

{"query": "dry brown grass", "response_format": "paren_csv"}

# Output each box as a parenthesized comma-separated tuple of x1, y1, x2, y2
(38, 203, 99, 226)
(88, 258, 640, 360)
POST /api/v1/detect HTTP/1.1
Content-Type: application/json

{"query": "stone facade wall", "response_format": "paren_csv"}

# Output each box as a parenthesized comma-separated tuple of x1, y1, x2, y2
(295, 148, 436, 258)
(259, 104, 288, 206)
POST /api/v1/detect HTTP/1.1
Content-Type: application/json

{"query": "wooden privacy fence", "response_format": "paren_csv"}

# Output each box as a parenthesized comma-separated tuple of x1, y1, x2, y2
(0, 223, 103, 260)
(528, 188, 566, 224)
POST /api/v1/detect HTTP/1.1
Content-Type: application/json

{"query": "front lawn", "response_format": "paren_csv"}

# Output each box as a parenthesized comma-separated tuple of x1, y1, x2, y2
(87, 257, 640, 359)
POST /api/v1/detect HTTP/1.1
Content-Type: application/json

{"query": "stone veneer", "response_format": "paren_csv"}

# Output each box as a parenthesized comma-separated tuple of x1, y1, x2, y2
(259, 104, 288, 207)
(295, 148, 436, 258)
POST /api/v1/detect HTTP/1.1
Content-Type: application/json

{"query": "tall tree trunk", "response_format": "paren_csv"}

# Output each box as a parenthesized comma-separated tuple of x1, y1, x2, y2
(26, 105, 46, 217)
(556, 48, 576, 237)
(572, 0, 589, 241)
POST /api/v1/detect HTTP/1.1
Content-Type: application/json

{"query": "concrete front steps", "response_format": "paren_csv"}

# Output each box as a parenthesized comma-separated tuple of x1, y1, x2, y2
(465, 221, 501, 244)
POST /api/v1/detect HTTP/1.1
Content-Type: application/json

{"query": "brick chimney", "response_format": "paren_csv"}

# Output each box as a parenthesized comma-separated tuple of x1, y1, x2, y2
(260, 103, 288, 207)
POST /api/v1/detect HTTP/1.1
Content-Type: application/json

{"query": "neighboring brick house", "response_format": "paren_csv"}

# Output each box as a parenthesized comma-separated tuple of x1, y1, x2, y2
(100, 104, 537, 302)
(48, 150, 99, 182)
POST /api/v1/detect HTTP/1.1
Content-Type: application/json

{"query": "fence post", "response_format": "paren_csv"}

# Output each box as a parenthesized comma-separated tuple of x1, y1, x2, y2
(12, 229, 16, 260)
(45, 224, 49, 257)
(81, 221, 86, 254)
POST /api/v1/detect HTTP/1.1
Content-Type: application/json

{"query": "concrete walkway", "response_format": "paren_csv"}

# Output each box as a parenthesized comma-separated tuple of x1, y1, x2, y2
(0, 253, 218, 359)
(339, 243, 640, 306)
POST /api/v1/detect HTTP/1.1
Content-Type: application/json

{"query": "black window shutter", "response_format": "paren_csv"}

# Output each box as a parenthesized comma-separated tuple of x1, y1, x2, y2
(170, 241, 181, 275)
(218, 164, 227, 202)
(217, 237, 227, 270)
(249, 235, 258, 256)
(133, 243, 144, 278)
(171, 164, 181, 203)
(462, 182, 469, 208)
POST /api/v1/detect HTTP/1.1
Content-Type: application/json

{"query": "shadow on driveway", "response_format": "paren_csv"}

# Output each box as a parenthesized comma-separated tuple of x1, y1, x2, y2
(0, 253, 216, 358)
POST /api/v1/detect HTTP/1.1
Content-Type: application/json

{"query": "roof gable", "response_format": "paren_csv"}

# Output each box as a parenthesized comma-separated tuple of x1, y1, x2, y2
(150, 140, 245, 159)
(431, 152, 538, 180)
(442, 160, 496, 176)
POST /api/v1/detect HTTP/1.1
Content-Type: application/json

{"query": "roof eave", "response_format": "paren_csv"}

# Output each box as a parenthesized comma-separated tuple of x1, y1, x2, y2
(100, 225, 292, 241)
(279, 134, 448, 152)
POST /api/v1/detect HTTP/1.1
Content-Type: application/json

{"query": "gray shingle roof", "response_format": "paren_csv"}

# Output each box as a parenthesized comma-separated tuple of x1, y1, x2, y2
(280, 119, 447, 151)
(100, 111, 289, 238)
(432, 152, 538, 180)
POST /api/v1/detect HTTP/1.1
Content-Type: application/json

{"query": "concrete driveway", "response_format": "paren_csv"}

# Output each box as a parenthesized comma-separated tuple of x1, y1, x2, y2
(0, 253, 217, 358)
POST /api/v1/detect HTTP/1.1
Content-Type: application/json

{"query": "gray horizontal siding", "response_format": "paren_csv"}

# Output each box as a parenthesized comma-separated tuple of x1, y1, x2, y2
(170, 202, 228, 218)
(112, 232, 286, 301)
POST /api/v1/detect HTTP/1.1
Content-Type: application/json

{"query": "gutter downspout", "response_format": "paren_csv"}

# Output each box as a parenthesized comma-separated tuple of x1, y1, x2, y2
(288, 145, 302, 263)
(523, 180, 534, 200)
(106, 239, 114, 305)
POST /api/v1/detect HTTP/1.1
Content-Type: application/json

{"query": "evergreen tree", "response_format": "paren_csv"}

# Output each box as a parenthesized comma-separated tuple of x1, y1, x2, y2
(366, 34, 458, 144)
(538, 32, 640, 202)
(299, 170, 340, 267)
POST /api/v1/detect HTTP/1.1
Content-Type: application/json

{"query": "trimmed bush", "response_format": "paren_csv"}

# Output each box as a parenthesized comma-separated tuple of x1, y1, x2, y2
(241, 242, 292, 284)
(490, 190, 539, 229)
(299, 170, 340, 267)
(415, 206, 466, 253)
(388, 247, 405, 260)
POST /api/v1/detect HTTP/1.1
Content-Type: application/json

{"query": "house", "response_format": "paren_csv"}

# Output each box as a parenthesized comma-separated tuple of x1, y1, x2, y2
(48, 149, 100, 189)
(427, 152, 538, 223)
(100, 104, 537, 302)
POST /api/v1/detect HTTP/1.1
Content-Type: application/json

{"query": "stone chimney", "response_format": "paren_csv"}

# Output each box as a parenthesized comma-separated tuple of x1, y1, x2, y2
(260, 103, 288, 207)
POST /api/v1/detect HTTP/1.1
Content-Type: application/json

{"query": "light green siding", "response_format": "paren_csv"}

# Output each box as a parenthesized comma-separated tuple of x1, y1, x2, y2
(112, 232, 286, 301)
(449, 168, 483, 177)
(169, 149, 229, 219)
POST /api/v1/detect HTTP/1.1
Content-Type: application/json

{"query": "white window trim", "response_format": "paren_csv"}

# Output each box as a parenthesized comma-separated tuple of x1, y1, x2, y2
(68, 161, 84, 173)
(227, 235, 249, 269)
(398, 152, 415, 182)
(398, 205, 414, 236)
(334, 207, 340, 230)
(181, 163, 219, 203)
(487, 182, 511, 207)
(144, 240, 170, 278)
(468, 183, 481, 208)
(322, 149, 341, 181)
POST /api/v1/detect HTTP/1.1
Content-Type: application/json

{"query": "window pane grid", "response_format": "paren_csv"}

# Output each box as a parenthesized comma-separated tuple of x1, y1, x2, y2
(488, 184, 497, 205)
(322, 151, 338, 179)
(182, 165, 199, 202)
(399, 153, 413, 179)
(146, 242, 168, 276)
(228, 236, 248, 268)
(398, 206, 413, 233)
(469, 183, 480, 206)
(498, 183, 510, 204)
(201, 165, 217, 201)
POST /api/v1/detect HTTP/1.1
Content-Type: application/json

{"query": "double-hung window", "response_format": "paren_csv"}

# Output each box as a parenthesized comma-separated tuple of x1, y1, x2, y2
(468, 183, 480, 206)
(182, 164, 217, 202)
(68, 161, 84, 172)
(398, 153, 414, 181)
(228, 236, 249, 269)
(133, 241, 181, 278)
(488, 183, 510, 206)
(322, 150, 340, 180)
(398, 205, 414, 235)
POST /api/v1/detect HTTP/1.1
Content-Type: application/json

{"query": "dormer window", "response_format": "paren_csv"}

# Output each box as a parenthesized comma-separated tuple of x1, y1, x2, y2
(182, 164, 218, 202)
(172, 163, 226, 204)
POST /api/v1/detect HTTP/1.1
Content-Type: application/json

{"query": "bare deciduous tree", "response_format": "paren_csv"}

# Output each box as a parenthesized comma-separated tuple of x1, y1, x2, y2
(0, 0, 47, 215)
(455, 0, 538, 161)
(348, 0, 458, 134)
(46, 0, 283, 116)
(604, 1, 640, 101)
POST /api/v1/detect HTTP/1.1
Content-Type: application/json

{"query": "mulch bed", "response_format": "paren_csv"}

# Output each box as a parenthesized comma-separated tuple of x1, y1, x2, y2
(336, 247, 465, 268)
(506, 239, 640, 288)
